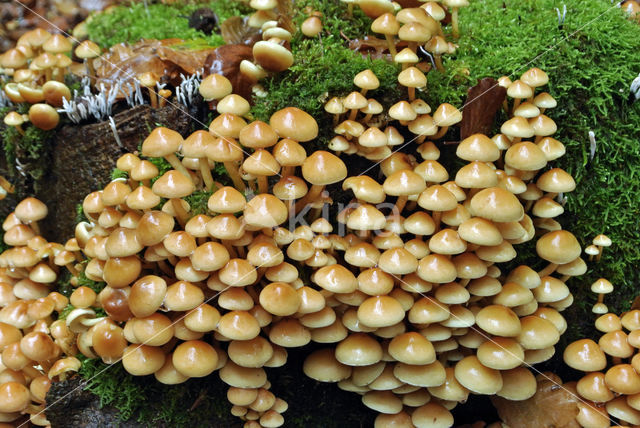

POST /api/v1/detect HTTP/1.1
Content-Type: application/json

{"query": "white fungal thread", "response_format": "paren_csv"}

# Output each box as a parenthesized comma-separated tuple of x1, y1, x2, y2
(59, 82, 121, 123)
(109, 116, 123, 148)
(631, 73, 640, 101)
(588, 130, 596, 161)
(555, 4, 567, 27)
(176, 72, 201, 108)
(0, 90, 12, 109)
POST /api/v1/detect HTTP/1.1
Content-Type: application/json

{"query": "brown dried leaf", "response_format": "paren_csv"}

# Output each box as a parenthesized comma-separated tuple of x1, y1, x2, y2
(95, 39, 217, 92)
(460, 77, 506, 139)
(492, 377, 580, 428)
(348, 35, 393, 60)
(220, 16, 261, 46)
(203, 44, 254, 100)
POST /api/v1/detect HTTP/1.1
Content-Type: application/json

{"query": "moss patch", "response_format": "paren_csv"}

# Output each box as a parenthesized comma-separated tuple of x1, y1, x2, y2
(78, 357, 234, 427)
(423, 0, 640, 341)
(87, 1, 251, 49)
(251, 0, 401, 148)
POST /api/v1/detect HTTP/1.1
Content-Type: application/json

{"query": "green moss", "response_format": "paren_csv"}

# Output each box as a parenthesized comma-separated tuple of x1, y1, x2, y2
(184, 189, 213, 216)
(75, 270, 107, 294)
(87, 1, 251, 49)
(78, 356, 233, 427)
(251, 0, 400, 147)
(1, 112, 55, 194)
(422, 0, 640, 338)
(110, 167, 128, 180)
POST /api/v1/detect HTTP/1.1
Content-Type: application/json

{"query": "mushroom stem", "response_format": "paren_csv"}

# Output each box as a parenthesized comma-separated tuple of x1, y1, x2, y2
(348, 108, 358, 121)
(171, 198, 190, 226)
(295, 184, 324, 214)
(595, 246, 604, 262)
(221, 241, 238, 258)
(65, 262, 78, 277)
(29, 221, 41, 236)
(85, 59, 95, 82)
(597, 293, 604, 304)
(362, 113, 373, 124)
(459, 278, 470, 287)
(451, 7, 460, 38)
(13, 124, 25, 136)
(384, 36, 397, 58)
(511, 98, 522, 115)
(407, 87, 416, 101)
(432, 126, 449, 140)
(282, 166, 295, 177)
(512, 137, 522, 144)
(198, 158, 215, 191)
(393, 196, 408, 218)
(502, 99, 509, 114)
(347, 3, 354, 18)
(535, 135, 544, 144)
(537, 262, 558, 277)
(434, 55, 445, 73)
(540, 107, 547, 115)
(223, 161, 246, 192)
(358, 229, 371, 241)
(257, 175, 269, 194)
(164, 154, 194, 184)
(148, 87, 158, 108)
(432, 211, 441, 232)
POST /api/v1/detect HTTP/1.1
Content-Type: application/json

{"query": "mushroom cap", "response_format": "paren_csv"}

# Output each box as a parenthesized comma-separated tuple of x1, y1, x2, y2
(335, 333, 383, 366)
(521, 67, 549, 88)
(371, 13, 400, 35)
(605, 364, 640, 395)
(383, 170, 426, 197)
(199, 73, 233, 101)
(301, 151, 347, 185)
(388, 332, 435, 365)
(28, 103, 59, 130)
(457, 134, 500, 162)
(536, 168, 576, 193)
(303, 348, 352, 382)
(507, 80, 533, 99)
(505, 141, 547, 171)
(0, 381, 30, 413)
(411, 403, 453, 428)
(220, 361, 267, 388)
(500, 116, 534, 138)
(243, 194, 288, 228)
(433, 103, 462, 127)
(357, 296, 405, 328)
(563, 339, 607, 372)
(470, 187, 524, 222)
(43, 34, 72, 54)
(475, 305, 521, 337)
(454, 355, 503, 395)
(122, 344, 166, 376)
(142, 127, 183, 158)
(398, 66, 427, 88)
(152, 170, 195, 199)
(253, 40, 294, 72)
(172, 340, 218, 378)
(14, 197, 47, 223)
(354, 69, 380, 90)
(269, 107, 318, 142)
(75, 40, 101, 59)
(536, 230, 581, 264)
(497, 367, 537, 401)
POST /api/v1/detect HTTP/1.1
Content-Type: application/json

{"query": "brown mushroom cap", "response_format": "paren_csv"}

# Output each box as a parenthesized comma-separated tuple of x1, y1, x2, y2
(172, 340, 218, 378)
(454, 355, 503, 395)
(303, 348, 352, 382)
(122, 344, 166, 376)
(28, 103, 59, 130)
(470, 187, 524, 222)
(536, 230, 581, 264)
(269, 107, 318, 141)
(301, 151, 347, 186)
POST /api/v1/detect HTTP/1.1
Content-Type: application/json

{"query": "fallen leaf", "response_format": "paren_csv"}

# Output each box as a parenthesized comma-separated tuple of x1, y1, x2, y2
(460, 77, 506, 139)
(492, 375, 580, 428)
(220, 16, 261, 46)
(203, 44, 254, 100)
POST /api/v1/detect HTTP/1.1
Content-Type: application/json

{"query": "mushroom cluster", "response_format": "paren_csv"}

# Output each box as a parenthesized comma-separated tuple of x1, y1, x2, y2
(0, 197, 91, 426)
(564, 304, 640, 427)
(0, 68, 582, 428)
(326, 67, 462, 160)
(0, 30, 95, 131)
(368, 2, 456, 67)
